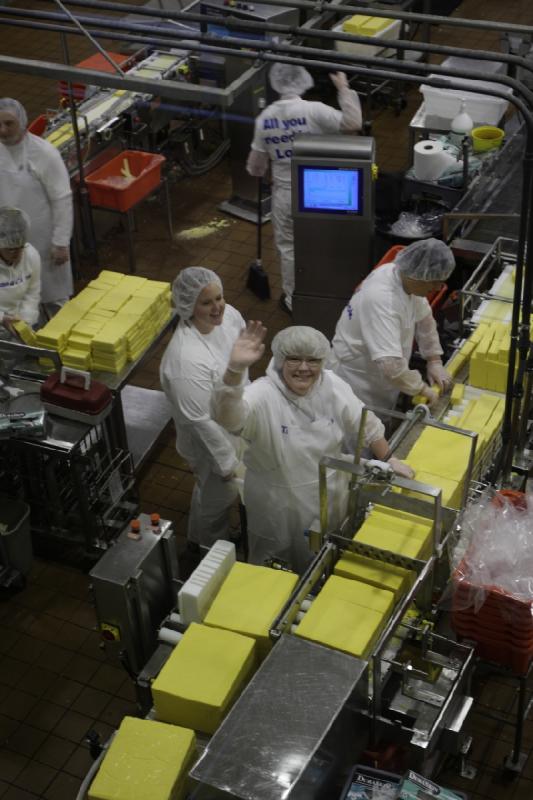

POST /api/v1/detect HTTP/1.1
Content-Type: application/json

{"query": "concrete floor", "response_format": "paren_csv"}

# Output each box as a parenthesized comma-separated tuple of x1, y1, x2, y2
(1, 0, 533, 797)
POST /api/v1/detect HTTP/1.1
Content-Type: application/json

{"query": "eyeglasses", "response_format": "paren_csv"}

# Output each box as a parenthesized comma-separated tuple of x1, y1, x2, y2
(285, 357, 322, 368)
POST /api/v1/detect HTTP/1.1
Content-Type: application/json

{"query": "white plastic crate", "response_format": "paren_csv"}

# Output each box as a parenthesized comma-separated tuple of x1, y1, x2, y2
(333, 17, 402, 58)
(420, 77, 512, 126)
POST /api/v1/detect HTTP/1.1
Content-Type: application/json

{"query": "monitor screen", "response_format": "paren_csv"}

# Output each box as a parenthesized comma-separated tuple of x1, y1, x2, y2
(200, 2, 265, 40)
(298, 166, 364, 215)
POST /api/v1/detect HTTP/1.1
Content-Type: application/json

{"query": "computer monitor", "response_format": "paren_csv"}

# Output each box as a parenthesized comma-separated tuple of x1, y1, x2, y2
(199, 2, 266, 40)
(297, 165, 364, 215)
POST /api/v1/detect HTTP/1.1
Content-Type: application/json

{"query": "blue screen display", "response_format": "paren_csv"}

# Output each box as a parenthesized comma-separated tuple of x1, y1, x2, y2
(298, 166, 363, 214)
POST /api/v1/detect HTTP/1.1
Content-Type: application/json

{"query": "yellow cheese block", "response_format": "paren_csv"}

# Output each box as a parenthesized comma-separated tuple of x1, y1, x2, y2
(334, 552, 413, 599)
(152, 623, 256, 734)
(96, 270, 125, 286)
(88, 716, 196, 800)
(365, 505, 434, 543)
(203, 562, 298, 659)
(342, 14, 393, 35)
(355, 523, 430, 561)
(296, 575, 394, 658)
(406, 427, 473, 482)
(403, 470, 461, 509)
(12, 320, 37, 345)
(450, 383, 465, 406)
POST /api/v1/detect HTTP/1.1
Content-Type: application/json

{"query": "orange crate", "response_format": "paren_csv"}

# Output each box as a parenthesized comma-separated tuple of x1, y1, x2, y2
(58, 51, 130, 101)
(86, 150, 165, 212)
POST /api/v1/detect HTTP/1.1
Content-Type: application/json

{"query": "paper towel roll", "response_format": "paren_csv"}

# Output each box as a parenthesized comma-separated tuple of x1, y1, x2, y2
(413, 139, 455, 181)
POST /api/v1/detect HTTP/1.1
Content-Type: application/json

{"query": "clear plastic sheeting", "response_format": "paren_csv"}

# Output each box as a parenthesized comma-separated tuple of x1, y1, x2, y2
(190, 635, 368, 800)
(389, 211, 441, 239)
(450, 487, 533, 612)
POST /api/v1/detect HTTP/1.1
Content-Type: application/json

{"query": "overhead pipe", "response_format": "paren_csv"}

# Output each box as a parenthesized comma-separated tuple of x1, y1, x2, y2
(2, 6, 533, 105)
(24, 0, 533, 82)
(32, 0, 533, 37)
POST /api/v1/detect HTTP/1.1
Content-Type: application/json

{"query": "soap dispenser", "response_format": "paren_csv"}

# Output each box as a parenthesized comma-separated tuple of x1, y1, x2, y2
(450, 99, 473, 147)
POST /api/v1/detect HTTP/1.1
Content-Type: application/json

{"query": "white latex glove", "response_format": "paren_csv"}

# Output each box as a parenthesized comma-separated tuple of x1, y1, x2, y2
(51, 244, 70, 265)
(419, 383, 439, 407)
(427, 359, 453, 392)
(389, 457, 415, 480)
(329, 71, 350, 91)
(228, 320, 267, 372)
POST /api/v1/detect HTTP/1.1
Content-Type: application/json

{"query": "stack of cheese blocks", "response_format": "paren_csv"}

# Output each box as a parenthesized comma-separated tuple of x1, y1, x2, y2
(35, 270, 171, 373)
(471, 265, 515, 324)
(293, 505, 434, 659)
(88, 716, 196, 800)
(444, 389, 505, 477)
(468, 320, 513, 393)
(402, 425, 474, 510)
(151, 561, 297, 737)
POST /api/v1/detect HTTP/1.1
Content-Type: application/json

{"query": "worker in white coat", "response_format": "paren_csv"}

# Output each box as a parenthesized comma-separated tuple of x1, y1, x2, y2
(331, 238, 455, 414)
(0, 98, 73, 318)
(0, 207, 41, 340)
(247, 64, 362, 314)
(213, 324, 414, 573)
(160, 267, 246, 548)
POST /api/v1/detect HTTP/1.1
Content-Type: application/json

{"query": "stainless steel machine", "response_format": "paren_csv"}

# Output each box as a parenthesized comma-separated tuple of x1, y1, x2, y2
(291, 135, 376, 339)
(90, 512, 180, 675)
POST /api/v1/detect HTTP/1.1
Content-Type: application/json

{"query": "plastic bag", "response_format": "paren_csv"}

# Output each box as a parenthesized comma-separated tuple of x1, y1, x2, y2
(389, 211, 440, 239)
(449, 487, 533, 614)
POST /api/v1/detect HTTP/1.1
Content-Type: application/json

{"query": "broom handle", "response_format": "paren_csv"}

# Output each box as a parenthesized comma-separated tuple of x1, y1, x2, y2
(256, 178, 262, 264)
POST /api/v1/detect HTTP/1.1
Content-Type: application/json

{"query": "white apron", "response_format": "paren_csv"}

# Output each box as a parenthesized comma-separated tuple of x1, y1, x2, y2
(245, 397, 349, 574)
(0, 139, 72, 303)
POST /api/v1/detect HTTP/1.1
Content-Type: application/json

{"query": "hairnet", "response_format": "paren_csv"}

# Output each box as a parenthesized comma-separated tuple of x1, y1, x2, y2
(0, 98, 28, 130)
(0, 207, 29, 249)
(269, 63, 314, 96)
(395, 238, 455, 281)
(172, 267, 222, 320)
(271, 326, 330, 370)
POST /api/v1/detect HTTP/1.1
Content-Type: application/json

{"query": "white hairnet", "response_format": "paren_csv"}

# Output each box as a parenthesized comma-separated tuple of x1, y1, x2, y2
(271, 326, 330, 370)
(395, 238, 455, 281)
(0, 207, 29, 249)
(172, 266, 222, 320)
(0, 98, 28, 130)
(269, 63, 314, 96)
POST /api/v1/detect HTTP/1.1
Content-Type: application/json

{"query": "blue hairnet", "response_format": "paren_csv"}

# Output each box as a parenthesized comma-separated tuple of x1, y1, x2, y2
(395, 238, 455, 281)
(271, 326, 330, 370)
(269, 64, 314, 96)
(0, 98, 28, 130)
(0, 207, 29, 249)
(172, 267, 222, 320)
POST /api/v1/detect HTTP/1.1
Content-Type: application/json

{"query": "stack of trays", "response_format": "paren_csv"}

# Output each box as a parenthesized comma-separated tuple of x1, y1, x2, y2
(35, 270, 172, 374)
(452, 563, 533, 675)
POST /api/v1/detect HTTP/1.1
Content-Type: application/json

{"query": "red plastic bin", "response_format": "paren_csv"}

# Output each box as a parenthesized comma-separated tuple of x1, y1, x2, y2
(85, 150, 166, 212)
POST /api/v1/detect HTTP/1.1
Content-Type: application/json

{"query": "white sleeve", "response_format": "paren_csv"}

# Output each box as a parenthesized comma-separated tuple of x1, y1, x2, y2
(212, 376, 252, 436)
(19, 248, 41, 326)
(41, 146, 73, 246)
(165, 371, 239, 476)
(375, 357, 425, 396)
(360, 292, 405, 361)
(415, 312, 443, 360)
(250, 117, 267, 154)
(335, 373, 385, 444)
(338, 87, 363, 131)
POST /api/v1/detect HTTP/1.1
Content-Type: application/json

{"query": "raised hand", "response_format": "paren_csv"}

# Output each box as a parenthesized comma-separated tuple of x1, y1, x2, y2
(228, 321, 267, 372)
(329, 71, 350, 91)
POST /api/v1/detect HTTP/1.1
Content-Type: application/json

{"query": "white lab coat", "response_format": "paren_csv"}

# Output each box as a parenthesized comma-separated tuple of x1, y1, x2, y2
(331, 263, 431, 411)
(213, 362, 384, 574)
(0, 244, 41, 328)
(0, 133, 73, 304)
(159, 305, 246, 545)
(250, 96, 348, 301)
